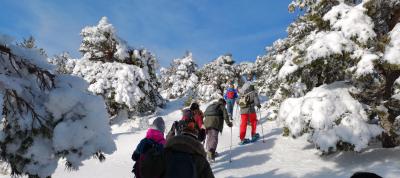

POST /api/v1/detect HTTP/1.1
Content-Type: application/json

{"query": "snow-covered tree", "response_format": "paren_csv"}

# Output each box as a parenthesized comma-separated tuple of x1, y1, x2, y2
(18, 36, 47, 57)
(257, 0, 400, 152)
(236, 61, 256, 86)
(48, 52, 75, 74)
(72, 17, 164, 118)
(160, 52, 199, 99)
(195, 54, 239, 101)
(0, 34, 115, 177)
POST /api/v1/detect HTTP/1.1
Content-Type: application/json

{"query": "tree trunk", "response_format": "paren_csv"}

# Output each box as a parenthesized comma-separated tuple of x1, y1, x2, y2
(381, 69, 400, 148)
(389, 7, 400, 31)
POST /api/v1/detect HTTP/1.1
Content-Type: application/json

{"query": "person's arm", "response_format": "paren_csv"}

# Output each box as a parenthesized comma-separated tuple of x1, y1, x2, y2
(166, 122, 177, 141)
(234, 89, 238, 99)
(132, 139, 145, 161)
(220, 105, 232, 126)
(223, 90, 227, 100)
(254, 92, 261, 108)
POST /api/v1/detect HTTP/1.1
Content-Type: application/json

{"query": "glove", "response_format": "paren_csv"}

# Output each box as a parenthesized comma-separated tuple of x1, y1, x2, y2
(227, 122, 233, 127)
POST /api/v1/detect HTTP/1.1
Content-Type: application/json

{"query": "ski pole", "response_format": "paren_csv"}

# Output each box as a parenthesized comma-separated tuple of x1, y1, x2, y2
(258, 108, 266, 143)
(229, 126, 233, 163)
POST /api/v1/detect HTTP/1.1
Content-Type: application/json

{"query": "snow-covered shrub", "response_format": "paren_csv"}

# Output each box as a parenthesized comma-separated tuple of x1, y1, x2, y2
(160, 52, 199, 99)
(195, 54, 239, 101)
(257, 0, 400, 151)
(72, 17, 164, 118)
(278, 82, 382, 152)
(0, 34, 115, 177)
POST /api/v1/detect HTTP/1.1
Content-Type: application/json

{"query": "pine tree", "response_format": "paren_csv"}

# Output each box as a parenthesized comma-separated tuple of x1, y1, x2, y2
(18, 36, 47, 57)
(0, 34, 115, 177)
(48, 52, 75, 74)
(257, 0, 400, 152)
(160, 52, 199, 99)
(72, 17, 165, 119)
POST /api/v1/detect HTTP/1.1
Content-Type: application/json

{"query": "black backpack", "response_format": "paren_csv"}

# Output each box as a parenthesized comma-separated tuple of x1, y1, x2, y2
(140, 146, 165, 178)
(132, 139, 164, 178)
(164, 150, 198, 178)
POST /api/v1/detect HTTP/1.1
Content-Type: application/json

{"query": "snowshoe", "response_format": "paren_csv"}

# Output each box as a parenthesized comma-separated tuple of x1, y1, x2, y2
(251, 133, 260, 142)
(239, 138, 251, 145)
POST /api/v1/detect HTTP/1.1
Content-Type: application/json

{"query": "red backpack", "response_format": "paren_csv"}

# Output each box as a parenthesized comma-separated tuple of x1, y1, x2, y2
(226, 90, 236, 99)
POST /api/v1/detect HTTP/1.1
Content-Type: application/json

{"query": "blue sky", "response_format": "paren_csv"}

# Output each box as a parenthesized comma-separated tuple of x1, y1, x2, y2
(0, 0, 301, 66)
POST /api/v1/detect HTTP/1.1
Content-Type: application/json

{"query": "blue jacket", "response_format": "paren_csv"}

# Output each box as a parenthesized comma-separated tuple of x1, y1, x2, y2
(224, 88, 238, 100)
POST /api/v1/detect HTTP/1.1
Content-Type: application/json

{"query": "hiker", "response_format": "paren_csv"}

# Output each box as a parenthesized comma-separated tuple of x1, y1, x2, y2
(224, 81, 238, 120)
(190, 102, 206, 142)
(141, 118, 215, 178)
(166, 104, 206, 142)
(238, 76, 261, 145)
(204, 98, 233, 161)
(131, 117, 166, 178)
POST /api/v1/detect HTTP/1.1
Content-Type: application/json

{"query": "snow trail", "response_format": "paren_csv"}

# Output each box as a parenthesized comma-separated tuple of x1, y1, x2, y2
(2, 99, 399, 178)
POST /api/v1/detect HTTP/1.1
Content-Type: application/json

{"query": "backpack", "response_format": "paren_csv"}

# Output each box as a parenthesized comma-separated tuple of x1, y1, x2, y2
(132, 139, 164, 178)
(164, 150, 198, 178)
(226, 90, 236, 99)
(181, 109, 194, 121)
(180, 109, 199, 133)
(238, 91, 253, 108)
(204, 102, 222, 117)
(141, 146, 165, 178)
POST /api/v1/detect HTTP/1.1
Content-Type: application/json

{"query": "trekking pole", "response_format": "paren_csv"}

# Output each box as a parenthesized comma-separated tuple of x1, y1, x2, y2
(229, 126, 233, 163)
(258, 108, 266, 143)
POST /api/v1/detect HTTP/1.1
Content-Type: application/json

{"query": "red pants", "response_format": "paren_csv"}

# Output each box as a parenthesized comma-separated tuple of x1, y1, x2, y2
(240, 113, 257, 140)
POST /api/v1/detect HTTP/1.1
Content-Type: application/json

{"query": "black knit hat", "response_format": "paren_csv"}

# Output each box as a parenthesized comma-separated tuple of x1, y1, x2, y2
(150, 117, 165, 133)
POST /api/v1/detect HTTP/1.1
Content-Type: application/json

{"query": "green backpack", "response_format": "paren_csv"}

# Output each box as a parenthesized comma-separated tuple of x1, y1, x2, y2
(238, 91, 252, 108)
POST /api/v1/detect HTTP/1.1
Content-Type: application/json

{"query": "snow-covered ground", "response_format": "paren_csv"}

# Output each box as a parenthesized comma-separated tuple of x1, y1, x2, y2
(2, 99, 399, 178)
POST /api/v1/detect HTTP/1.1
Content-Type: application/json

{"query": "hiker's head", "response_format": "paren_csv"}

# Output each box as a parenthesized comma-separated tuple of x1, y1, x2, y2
(182, 125, 199, 139)
(181, 109, 194, 120)
(190, 102, 200, 111)
(218, 98, 226, 105)
(151, 117, 165, 133)
(229, 83, 234, 88)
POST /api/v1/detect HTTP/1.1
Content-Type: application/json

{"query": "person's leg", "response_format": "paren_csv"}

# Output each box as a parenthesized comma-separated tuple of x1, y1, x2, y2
(206, 129, 219, 160)
(206, 129, 218, 151)
(227, 99, 234, 117)
(240, 114, 249, 140)
(206, 129, 212, 152)
(249, 112, 258, 137)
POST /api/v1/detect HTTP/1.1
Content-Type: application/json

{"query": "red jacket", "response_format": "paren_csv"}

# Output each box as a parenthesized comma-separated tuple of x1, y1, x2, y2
(193, 110, 204, 129)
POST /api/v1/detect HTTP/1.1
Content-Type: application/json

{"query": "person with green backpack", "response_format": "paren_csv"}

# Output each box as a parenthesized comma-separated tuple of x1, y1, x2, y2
(237, 76, 261, 145)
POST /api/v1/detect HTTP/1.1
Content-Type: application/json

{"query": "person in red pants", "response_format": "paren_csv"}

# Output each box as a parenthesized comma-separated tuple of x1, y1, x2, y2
(238, 80, 261, 145)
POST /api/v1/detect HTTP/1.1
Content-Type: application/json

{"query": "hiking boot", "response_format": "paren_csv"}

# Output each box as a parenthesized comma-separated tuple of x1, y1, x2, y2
(239, 139, 250, 145)
(207, 151, 215, 162)
(251, 133, 260, 142)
